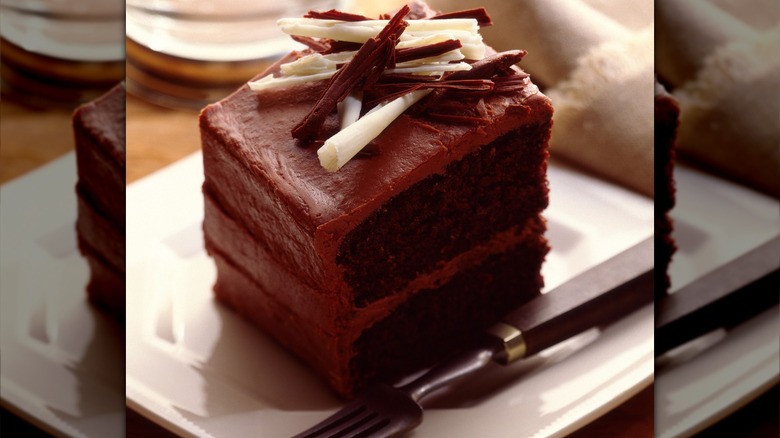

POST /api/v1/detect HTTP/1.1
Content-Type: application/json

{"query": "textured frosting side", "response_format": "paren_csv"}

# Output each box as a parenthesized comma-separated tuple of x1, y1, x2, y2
(73, 83, 126, 169)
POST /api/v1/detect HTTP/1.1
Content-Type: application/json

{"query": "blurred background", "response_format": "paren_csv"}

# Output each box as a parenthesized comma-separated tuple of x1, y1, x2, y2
(1, 0, 125, 436)
(654, 0, 779, 436)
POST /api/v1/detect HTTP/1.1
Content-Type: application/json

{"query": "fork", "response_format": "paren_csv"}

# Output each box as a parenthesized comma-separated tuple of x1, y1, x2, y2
(294, 236, 654, 438)
(294, 344, 497, 438)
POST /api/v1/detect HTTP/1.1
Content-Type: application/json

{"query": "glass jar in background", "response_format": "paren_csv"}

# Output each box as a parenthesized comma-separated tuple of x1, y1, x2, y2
(125, 0, 341, 110)
(0, 0, 124, 108)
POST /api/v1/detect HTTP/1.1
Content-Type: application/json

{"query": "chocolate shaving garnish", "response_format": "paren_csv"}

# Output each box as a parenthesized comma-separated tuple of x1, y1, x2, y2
(373, 79, 493, 91)
(323, 40, 363, 54)
(365, 10, 407, 88)
(432, 8, 493, 27)
(304, 9, 372, 21)
(493, 74, 530, 93)
(365, 79, 493, 107)
(447, 50, 526, 81)
(412, 50, 527, 113)
(291, 36, 362, 55)
(395, 39, 462, 63)
(254, 4, 535, 170)
(291, 35, 331, 52)
(364, 85, 424, 108)
(377, 73, 442, 84)
(417, 50, 528, 110)
(292, 5, 410, 141)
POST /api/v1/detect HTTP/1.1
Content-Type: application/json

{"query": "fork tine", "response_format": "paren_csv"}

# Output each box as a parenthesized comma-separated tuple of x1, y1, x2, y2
(294, 404, 371, 438)
(328, 410, 382, 438)
(294, 384, 423, 438)
(341, 416, 391, 438)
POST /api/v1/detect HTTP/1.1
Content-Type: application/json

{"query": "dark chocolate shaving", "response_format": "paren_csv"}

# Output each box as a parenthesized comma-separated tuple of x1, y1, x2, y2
(304, 9, 372, 21)
(292, 36, 362, 54)
(292, 5, 410, 141)
(284, 5, 529, 141)
(373, 79, 493, 91)
(377, 73, 442, 84)
(432, 8, 493, 27)
(447, 50, 526, 81)
(291, 35, 331, 52)
(291, 36, 362, 55)
(365, 79, 494, 107)
(395, 39, 462, 64)
(416, 50, 529, 113)
(364, 85, 425, 108)
(323, 40, 363, 54)
(493, 74, 530, 93)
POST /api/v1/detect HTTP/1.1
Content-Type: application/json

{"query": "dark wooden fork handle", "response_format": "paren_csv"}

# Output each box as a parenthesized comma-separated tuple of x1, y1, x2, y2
(489, 236, 654, 364)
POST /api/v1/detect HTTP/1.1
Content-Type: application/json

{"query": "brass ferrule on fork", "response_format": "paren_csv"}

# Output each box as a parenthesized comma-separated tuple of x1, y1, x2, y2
(486, 322, 527, 365)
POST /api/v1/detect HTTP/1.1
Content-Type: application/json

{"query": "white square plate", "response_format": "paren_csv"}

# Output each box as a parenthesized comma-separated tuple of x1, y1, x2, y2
(655, 164, 779, 438)
(0, 153, 125, 438)
(125, 152, 655, 438)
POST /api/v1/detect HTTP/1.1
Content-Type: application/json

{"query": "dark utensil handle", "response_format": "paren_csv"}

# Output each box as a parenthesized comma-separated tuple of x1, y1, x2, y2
(655, 235, 780, 356)
(489, 236, 654, 364)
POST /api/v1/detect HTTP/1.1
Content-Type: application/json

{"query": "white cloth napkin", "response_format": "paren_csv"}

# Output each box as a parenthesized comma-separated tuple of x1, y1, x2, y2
(656, 0, 780, 199)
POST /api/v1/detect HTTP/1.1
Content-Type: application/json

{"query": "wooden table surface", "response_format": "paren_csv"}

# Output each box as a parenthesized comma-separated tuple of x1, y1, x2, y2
(0, 100, 78, 184)
(126, 95, 202, 183)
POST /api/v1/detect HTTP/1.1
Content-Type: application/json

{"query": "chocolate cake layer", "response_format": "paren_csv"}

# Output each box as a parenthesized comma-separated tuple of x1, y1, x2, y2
(73, 84, 126, 229)
(339, 123, 549, 306)
(79, 238, 125, 318)
(208, 220, 547, 396)
(76, 185, 125, 274)
(203, 187, 546, 334)
(349, 222, 547, 388)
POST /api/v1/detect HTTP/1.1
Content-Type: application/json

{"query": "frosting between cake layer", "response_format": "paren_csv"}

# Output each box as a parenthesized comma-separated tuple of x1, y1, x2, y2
(203, 188, 544, 333)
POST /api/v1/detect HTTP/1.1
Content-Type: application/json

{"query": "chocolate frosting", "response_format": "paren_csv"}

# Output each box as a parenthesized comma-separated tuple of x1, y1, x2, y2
(201, 69, 550, 231)
(73, 83, 126, 170)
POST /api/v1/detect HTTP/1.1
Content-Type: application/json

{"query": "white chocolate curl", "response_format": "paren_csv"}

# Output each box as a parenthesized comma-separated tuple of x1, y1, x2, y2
(249, 14, 489, 171)
(277, 18, 485, 59)
(337, 90, 363, 130)
(318, 89, 432, 172)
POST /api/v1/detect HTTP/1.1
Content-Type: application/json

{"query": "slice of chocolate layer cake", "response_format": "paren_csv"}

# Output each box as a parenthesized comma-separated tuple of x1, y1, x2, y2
(73, 83, 126, 318)
(200, 3, 552, 397)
